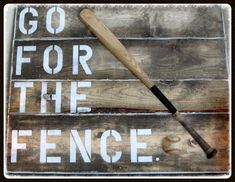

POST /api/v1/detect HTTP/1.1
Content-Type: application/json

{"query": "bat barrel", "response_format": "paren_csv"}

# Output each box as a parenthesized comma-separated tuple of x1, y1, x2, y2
(79, 8, 155, 89)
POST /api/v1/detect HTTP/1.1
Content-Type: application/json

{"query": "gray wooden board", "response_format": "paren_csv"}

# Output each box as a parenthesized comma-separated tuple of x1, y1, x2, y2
(6, 114, 229, 174)
(15, 5, 223, 39)
(12, 39, 227, 80)
(9, 80, 229, 113)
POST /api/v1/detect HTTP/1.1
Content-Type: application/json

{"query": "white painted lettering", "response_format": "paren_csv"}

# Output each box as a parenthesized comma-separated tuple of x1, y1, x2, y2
(130, 129, 152, 163)
(43, 45, 63, 74)
(19, 7, 38, 34)
(73, 45, 92, 75)
(100, 130, 122, 163)
(41, 82, 62, 113)
(16, 46, 36, 75)
(40, 130, 61, 163)
(11, 130, 32, 163)
(46, 7, 65, 34)
(70, 82, 91, 113)
(14, 82, 34, 112)
(70, 130, 91, 163)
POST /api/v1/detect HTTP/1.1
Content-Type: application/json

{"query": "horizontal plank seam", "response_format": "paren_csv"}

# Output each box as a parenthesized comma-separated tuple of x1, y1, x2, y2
(8, 112, 229, 116)
(6, 171, 229, 175)
(14, 36, 225, 41)
(11, 79, 229, 82)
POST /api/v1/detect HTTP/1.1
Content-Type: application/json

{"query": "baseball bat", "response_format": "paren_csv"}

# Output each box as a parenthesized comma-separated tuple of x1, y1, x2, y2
(79, 9, 217, 159)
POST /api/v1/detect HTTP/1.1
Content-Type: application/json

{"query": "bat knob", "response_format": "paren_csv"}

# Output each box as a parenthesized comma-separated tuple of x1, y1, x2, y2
(206, 148, 217, 159)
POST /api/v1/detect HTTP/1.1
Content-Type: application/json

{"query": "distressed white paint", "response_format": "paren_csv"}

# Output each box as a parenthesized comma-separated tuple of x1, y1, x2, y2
(100, 130, 122, 163)
(46, 7, 65, 34)
(130, 129, 152, 163)
(11, 130, 32, 163)
(14, 82, 34, 112)
(70, 82, 91, 113)
(70, 130, 91, 163)
(43, 45, 63, 74)
(40, 82, 62, 113)
(16, 46, 36, 75)
(10, 129, 155, 164)
(40, 130, 61, 163)
(76, 107, 91, 113)
(72, 45, 93, 75)
(19, 7, 38, 34)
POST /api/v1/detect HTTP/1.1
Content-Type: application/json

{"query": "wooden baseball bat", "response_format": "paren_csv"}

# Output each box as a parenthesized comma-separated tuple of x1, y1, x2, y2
(80, 9, 217, 159)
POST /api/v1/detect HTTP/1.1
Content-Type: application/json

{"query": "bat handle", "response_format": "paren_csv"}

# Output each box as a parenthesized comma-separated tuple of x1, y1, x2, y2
(150, 85, 217, 159)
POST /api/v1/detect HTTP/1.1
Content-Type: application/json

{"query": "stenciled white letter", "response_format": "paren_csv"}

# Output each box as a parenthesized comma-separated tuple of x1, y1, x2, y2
(70, 130, 91, 163)
(73, 45, 92, 75)
(43, 45, 63, 74)
(46, 7, 65, 34)
(70, 82, 91, 113)
(41, 82, 62, 113)
(130, 129, 152, 163)
(14, 82, 34, 112)
(100, 130, 122, 163)
(16, 46, 36, 75)
(19, 7, 38, 34)
(11, 130, 32, 163)
(40, 130, 61, 163)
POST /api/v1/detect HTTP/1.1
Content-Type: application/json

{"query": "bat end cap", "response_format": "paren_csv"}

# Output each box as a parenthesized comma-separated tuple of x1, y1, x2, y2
(80, 8, 92, 17)
(207, 149, 217, 159)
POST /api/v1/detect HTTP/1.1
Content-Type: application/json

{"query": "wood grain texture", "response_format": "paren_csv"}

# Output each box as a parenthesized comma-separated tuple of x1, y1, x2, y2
(221, 5, 230, 75)
(12, 39, 227, 80)
(80, 9, 154, 89)
(15, 5, 223, 39)
(6, 114, 229, 173)
(9, 80, 228, 113)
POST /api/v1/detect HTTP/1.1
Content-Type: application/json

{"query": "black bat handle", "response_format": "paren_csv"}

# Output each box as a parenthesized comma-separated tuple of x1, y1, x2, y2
(173, 111, 217, 158)
(150, 85, 217, 159)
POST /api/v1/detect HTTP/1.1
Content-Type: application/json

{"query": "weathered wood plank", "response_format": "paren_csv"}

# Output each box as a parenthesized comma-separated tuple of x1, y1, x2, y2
(12, 39, 227, 80)
(221, 5, 231, 75)
(15, 5, 223, 39)
(6, 114, 229, 173)
(9, 80, 229, 113)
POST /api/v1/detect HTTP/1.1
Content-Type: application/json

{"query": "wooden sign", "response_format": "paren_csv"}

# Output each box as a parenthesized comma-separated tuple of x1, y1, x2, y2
(5, 4, 230, 177)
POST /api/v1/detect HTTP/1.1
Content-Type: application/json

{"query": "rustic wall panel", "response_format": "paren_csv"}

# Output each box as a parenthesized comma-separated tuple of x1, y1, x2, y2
(6, 4, 230, 176)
